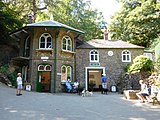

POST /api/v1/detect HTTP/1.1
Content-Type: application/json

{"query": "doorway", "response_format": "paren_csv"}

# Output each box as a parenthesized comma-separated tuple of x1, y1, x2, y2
(37, 64, 51, 92)
(88, 70, 102, 91)
(85, 67, 105, 91)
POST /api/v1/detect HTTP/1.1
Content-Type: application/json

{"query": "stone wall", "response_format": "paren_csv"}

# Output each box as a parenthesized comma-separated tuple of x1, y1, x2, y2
(76, 48, 144, 90)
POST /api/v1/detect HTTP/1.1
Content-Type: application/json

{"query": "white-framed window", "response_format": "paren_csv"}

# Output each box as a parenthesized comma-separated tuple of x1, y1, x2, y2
(38, 64, 51, 71)
(90, 50, 99, 62)
(61, 65, 72, 82)
(122, 50, 131, 62)
(39, 33, 52, 49)
(62, 35, 72, 51)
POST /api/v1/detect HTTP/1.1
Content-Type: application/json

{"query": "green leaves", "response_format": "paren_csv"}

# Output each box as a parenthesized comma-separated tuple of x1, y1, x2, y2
(109, 0, 160, 48)
(128, 55, 154, 73)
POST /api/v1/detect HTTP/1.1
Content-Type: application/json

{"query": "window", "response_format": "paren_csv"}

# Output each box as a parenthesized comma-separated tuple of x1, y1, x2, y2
(38, 64, 51, 71)
(61, 65, 72, 82)
(24, 36, 30, 57)
(90, 50, 99, 62)
(39, 33, 52, 49)
(62, 35, 72, 51)
(122, 50, 131, 62)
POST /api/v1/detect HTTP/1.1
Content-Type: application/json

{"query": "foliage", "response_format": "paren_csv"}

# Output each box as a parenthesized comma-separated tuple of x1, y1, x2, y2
(109, 0, 160, 48)
(154, 55, 160, 73)
(0, 64, 17, 86)
(47, 0, 105, 40)
(0, 1, 23, 44)
(4, 0, 105, 41)
(128, 55, 154, 73)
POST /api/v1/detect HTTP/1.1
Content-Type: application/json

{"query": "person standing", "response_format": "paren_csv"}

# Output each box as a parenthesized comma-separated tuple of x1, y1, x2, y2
(101, 73, 107, 94)
(16, 73, 23, 96)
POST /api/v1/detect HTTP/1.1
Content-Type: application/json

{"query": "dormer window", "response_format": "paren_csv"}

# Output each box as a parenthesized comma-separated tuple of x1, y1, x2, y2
(90, 50, 99, 62)
(62, 35, 72, 51)
(39, 33, 52, 49)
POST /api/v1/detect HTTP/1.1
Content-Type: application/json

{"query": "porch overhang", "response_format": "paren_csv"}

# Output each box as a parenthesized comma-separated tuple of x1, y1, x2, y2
(11, 56, 29, 66)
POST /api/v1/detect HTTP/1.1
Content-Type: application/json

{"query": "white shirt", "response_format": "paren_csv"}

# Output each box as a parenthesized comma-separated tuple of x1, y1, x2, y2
(17, 77, 22, 85)
(141, 83, 148, 94)
(74, 82, 79, 88)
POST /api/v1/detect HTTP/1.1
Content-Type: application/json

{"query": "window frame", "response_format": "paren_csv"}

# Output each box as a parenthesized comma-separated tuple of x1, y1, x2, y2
(38, 64, 51, 71)
(122, 50, 131, 62)
(39, 33, 52, 49)
(89, 50, 99, 62)
(61, 65, 72, 82)
(62, 35, 72, 52)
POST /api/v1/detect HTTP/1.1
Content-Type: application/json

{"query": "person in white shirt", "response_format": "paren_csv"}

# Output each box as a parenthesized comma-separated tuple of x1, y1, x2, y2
(73, 80, 79, 93)
(16, 73, 23, 96)
(136, 80, 151, 103)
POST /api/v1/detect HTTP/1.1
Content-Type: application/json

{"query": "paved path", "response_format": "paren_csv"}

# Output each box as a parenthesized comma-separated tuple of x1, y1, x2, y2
(0, 83, 160, 120)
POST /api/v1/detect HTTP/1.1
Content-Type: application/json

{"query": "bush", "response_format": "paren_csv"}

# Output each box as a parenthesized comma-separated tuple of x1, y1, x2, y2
(0, 64, 17, 86)
(128, 55, 154, 73)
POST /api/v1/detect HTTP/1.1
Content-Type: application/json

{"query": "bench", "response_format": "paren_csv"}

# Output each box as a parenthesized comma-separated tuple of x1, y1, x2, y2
(123, 90, 139, 100)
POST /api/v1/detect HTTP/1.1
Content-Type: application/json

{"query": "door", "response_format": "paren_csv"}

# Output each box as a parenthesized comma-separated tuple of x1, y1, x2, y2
(37, 71, 51, 92)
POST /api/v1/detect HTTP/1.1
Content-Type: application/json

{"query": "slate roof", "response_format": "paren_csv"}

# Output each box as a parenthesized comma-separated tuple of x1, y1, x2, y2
(77, 39, 144, 49)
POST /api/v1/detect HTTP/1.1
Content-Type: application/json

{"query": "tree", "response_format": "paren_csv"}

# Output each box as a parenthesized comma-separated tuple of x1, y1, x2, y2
(47, 0, 105, 40)
(0, 1, 23, 44)
(4, 0, 105, 41)
(109, 0, 160, 48)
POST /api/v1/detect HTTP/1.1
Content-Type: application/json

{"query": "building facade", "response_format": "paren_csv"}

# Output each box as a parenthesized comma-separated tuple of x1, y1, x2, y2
(10, 20, 84, 93)
(10, 20, 144, 93)
(76, 39, 144, 91)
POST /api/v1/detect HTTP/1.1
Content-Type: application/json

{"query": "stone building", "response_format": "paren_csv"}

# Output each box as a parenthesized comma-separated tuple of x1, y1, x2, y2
(10, 20, 84, 93)
(10, 20, 144, 93)
(76, 39, 144, 91)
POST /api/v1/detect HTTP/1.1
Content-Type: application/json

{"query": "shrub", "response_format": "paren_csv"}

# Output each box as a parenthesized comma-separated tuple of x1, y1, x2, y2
(128, 55, 154, 74)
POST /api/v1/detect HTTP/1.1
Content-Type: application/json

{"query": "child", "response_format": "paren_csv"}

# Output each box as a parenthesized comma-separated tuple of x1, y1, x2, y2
(16, 73, 23, 96)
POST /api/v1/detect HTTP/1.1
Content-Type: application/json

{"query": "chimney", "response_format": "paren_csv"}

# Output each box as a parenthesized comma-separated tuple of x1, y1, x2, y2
(104, 29, 111, 40)
(104, 29, 108, 40)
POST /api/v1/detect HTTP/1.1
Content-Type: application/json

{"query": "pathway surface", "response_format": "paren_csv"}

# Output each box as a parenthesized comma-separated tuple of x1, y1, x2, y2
(0, 83, 160, 120)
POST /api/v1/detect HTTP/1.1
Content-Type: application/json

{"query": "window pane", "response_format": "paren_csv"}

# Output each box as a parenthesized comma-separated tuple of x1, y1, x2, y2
(46, 65, 51, 71)
(123, 55, 126, 60)
(127, 55, 130, 60)
(61, 66, 66, 81)
(63, 39, 66, 50)
(91, 55, 94, 60)
(40, 43, 45, 48)
(95, 55, 97, 60)
(39, 65, 44, 70)
(67, 67, 71, 81)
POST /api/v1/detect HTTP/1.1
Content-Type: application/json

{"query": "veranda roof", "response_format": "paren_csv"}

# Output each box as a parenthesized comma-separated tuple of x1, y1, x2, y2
(26, 20, 84, 34)
(10, 20, 84, 40)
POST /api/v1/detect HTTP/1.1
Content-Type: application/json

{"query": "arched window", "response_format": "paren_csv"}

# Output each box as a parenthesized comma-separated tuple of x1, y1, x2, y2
(61, 65, 72, 82)
(122, 50, 131, 62)
(39, 33, 52, 49)
(24, 36, 30, 57)
(38, 64, 51, 71)
(45, 65, 51, 71)
(90, 50, 99, 62)
(62, 35, 72, 51)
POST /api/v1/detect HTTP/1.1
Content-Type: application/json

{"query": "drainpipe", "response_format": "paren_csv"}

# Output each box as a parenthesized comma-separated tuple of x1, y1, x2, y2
(53, 30, 59, 93)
